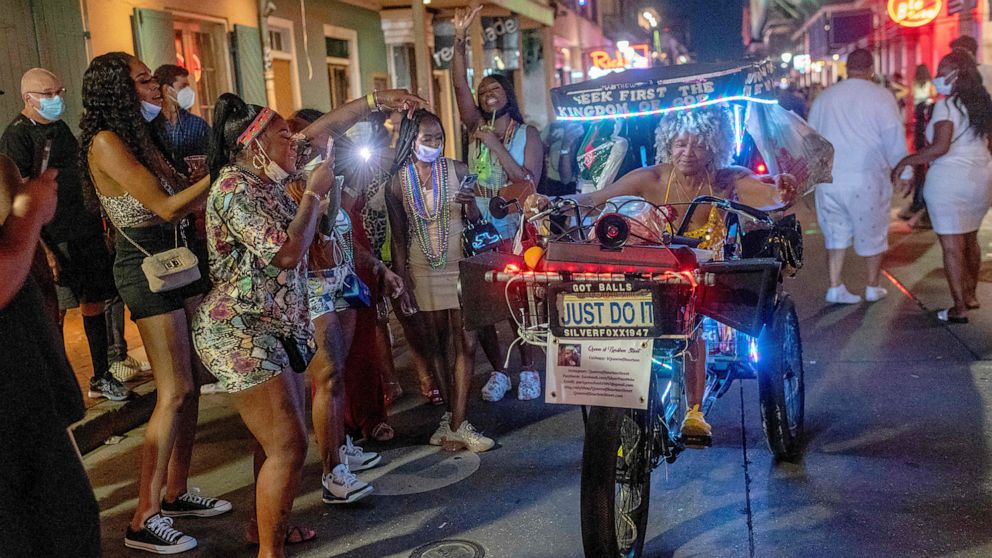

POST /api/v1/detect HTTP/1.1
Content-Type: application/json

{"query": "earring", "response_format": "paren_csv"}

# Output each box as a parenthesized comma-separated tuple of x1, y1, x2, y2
(251, 149, 266, 171)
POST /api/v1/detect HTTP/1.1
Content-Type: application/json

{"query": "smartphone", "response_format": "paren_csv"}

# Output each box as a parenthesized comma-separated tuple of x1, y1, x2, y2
(459, 173, 479, 194)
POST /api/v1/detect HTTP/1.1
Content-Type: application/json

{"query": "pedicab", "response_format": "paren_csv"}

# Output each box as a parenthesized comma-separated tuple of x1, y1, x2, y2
(458, 59, 833, 557)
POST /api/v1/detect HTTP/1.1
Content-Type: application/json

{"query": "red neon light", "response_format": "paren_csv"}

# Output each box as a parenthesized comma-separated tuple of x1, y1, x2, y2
(756, 162, 767, 174)
(888, 0, 941, 28)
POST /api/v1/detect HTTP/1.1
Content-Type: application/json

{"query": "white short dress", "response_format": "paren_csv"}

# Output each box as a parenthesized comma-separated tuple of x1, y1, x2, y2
(923, 98, 992, 235)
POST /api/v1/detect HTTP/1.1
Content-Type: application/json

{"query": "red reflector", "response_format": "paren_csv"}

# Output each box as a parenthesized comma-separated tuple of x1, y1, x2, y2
(756, 163, 767, 174)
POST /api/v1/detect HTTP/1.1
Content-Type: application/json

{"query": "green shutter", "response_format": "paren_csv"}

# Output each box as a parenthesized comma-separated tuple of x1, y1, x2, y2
(232, 24, 266, 106)
(132, 8, 176, 73)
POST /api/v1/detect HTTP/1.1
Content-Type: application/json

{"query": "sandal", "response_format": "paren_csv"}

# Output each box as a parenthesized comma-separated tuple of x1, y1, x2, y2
(370, 422, 395, 442)
(244, 520, 316, 546)
(937, 308, 969, 324)
(428, 389, 444, 406)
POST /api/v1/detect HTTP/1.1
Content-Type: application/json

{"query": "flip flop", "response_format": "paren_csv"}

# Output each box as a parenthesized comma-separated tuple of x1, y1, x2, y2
(371, 422, 395, 442)
(245, 522, 317, 546)
(937, 309, 969, 324)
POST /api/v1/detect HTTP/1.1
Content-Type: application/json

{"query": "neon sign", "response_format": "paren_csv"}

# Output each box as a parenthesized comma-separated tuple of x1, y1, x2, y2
(587, 44, 650, 79)
(888, 0, 942, 27)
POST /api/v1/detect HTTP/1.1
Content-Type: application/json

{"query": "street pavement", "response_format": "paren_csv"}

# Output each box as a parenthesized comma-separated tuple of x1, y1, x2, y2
(84, 200, 992, 557)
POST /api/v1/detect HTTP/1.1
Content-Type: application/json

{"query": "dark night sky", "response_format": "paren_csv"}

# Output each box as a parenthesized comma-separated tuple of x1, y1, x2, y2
(660, 0, 744, 62)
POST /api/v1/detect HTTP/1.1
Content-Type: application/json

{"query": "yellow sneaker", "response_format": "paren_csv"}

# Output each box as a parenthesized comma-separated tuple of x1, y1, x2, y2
(681, 404, 712, 448)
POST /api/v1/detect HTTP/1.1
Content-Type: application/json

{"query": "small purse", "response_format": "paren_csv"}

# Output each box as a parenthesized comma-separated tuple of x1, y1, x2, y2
(462, 202, 503, 257)
(742, 214, 804, 277)
(118, 224, 201, 293)
(278, 335, 314, 373)
(340, 268, 372, 308)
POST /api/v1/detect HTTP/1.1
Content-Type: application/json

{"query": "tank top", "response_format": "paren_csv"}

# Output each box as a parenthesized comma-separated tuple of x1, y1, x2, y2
(470, 121, 527, 197)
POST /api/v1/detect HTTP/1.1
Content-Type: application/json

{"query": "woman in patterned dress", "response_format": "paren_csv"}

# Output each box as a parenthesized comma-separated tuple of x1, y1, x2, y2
(193, 89, 423, 557)
(386, 110, 495, 452)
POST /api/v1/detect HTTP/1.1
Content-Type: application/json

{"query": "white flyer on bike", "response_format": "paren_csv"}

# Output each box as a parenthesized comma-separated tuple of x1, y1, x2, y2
(545, 337, 653, 410)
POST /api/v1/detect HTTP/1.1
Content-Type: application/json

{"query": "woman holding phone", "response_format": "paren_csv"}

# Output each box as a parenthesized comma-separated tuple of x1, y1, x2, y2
(386, 109, 495, 452)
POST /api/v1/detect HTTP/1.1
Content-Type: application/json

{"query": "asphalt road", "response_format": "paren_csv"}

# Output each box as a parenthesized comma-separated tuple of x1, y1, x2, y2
(85, 202, 992, 557)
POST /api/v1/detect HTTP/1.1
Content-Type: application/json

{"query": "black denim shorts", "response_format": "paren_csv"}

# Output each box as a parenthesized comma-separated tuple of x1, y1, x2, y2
(113, 223, 211, 321)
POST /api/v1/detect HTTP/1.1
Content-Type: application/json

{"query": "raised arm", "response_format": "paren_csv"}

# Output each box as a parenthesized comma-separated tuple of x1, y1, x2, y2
(302, 90, 428, 144)
(90, 131, 208, 222)
(452, 5, 485, 131)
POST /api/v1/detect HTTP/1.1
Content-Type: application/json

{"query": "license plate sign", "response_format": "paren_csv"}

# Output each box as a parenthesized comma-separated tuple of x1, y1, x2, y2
(556, 291, 654, 338)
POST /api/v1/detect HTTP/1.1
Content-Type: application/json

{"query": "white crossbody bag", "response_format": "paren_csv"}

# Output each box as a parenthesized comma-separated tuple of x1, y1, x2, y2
(118, 224, 201, 293)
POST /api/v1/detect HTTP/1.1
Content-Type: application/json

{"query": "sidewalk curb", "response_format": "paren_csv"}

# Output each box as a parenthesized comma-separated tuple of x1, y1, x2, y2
(72, 380, 157, 455)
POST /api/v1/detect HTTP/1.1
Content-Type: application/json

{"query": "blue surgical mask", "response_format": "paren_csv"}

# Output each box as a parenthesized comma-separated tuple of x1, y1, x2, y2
(141, 101, 162, 122)
(176, 86, 196, 110)
(34, 95, 65, 121)
(934, 74, 956, 96)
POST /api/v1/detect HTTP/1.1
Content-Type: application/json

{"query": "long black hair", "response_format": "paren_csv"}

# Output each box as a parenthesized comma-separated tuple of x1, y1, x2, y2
(478, 73, 524, 124)
(942, 49, 992, 146)
(389, 109, 444, 175)
(208, 92, 268, 180)
(78, 52, 179, 207)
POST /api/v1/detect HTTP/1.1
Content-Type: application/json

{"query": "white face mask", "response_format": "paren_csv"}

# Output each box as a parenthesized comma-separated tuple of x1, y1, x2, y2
(415, 143, 443, 163)
(253, 139, 290, 182)
(176, 86, 196, 110)
(140, 101, 162, 122)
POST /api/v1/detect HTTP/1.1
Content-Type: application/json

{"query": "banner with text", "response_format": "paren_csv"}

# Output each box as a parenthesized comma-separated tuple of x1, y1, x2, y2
(550, 60, 776, 120)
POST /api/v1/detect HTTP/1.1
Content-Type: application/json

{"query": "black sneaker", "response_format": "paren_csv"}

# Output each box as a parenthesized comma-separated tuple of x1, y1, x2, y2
(124, 514, 197, 554)
(88, 376, 130, 402)
(161, 488, 232, 518)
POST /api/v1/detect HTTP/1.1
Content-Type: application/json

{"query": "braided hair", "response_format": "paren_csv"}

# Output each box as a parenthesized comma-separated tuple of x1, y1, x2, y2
(941, 49, 992, 146)
(389, 109, 444, 176)
(78, 52, 181, 209)
(208, 93, 269, 180)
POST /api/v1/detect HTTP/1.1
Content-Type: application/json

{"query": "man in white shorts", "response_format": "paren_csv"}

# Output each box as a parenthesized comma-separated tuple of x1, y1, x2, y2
(808, 48, 908, 304)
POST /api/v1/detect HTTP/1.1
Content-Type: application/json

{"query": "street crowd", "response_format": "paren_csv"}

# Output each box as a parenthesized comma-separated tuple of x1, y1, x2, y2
(5, 5, 992, 555)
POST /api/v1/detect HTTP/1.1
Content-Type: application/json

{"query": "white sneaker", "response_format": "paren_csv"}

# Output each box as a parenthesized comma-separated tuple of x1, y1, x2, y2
(429, 412, 452, 446)
(322, 464, 372, 504)
(339, 435, 381, 471)
(442, 420, 495, 453)
(865, 285, 888, 302)
(481, 371, 511, 402)
(825, 284, 861, 304)
(199, 382, 227, 395)
(517, 371, 541, 401)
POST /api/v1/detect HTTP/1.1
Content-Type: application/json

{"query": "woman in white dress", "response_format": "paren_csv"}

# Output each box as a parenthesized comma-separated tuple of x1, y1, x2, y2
(894, 50, 992, 323)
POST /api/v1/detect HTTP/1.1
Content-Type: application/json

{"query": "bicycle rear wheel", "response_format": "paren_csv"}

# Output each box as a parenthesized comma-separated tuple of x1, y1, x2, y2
(581, 407, 652, 558)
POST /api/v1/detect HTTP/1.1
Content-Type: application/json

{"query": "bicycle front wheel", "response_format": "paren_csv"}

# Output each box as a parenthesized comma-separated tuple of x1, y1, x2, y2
(581, 406, 652, 558)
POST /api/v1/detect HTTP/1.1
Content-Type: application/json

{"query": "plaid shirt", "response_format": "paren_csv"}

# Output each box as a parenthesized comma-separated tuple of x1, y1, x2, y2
(161, 109, 211, 163)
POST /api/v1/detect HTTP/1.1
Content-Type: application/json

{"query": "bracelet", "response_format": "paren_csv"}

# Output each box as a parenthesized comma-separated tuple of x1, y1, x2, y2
(303, 189, 324, 203)
(366, 93, 378, 112)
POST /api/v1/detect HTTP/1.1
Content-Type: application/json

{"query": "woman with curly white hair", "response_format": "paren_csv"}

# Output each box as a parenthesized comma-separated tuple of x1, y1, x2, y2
(525, 104, 797, 444)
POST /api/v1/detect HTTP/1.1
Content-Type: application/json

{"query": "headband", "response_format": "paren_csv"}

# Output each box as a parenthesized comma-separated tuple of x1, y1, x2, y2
(237, 107, 275, 147)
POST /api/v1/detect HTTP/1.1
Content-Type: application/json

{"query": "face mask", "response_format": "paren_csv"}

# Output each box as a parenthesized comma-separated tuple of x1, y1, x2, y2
(415, 143, 443, 163)
(34, 95, 65, 121)
(141, 101, 162, 122)
(253, 139, 290, 182)
(934, 73, 956, 95)
(176, 86, 196, 110)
